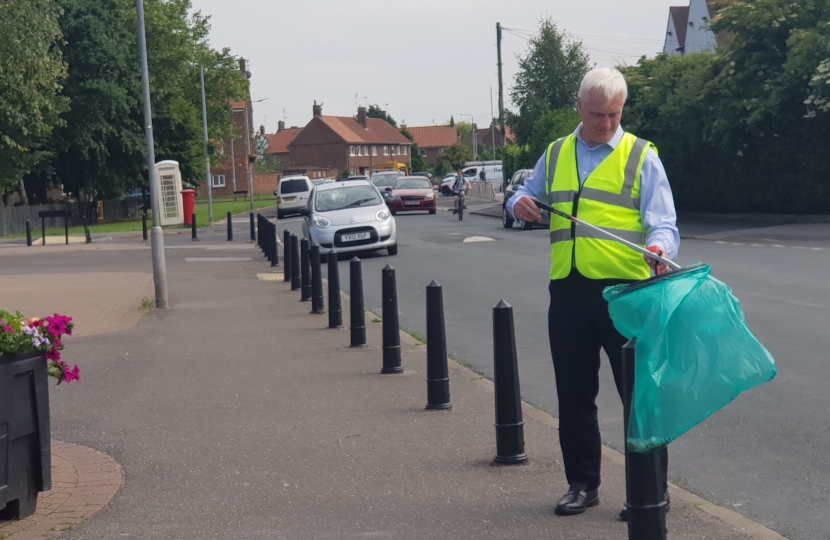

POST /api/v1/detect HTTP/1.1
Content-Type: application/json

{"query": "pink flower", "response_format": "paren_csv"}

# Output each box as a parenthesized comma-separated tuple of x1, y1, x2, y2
(63, 365, 80, 383)
(3, 325, 11, 333)
(45, 348, 61, 362)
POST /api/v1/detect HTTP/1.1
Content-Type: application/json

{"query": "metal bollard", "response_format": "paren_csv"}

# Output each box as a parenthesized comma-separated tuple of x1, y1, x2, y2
(300, 238, 312, 302)
(283, 229, 292, 283)
(250, 212, 256, 242)
(492, 299, 528, 464)
(26, 220, 32, 247)
(381, 265, 403, 373)
(191, 213, 198, 241)
(349, 257, 367, 347)
(310, 243, 325, 313)
(142, 213, 148, 241)
(41, 217, 45, 245)
(623, 339, 668, 540)
(327, 250, 343, 328)
(290, 234, 301, 291)
(227, 212, 233, 241)
(256, 214, 262, 250)
(270, 223, 279, 267)
(425, 281, 451, 409)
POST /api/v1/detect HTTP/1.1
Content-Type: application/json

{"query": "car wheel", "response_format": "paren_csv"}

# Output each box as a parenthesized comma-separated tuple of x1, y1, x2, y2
(519, 219, 534, 231)
(502, 204, 514, 228)
(277, 210, 284, 220)
(387, 243, 398, 256)
(429, 209, 436, 215)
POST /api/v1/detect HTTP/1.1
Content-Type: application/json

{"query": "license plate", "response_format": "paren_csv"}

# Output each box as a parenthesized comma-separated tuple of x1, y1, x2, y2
(283, 196, 296, 202)
(404, 201, 420, 206)
(341, 232, 371, 242)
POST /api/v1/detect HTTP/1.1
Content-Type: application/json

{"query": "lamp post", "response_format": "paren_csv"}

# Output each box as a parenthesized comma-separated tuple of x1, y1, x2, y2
(457, 113, 478, 162)
(135, 0, 169, 308)
(199, 66, 213, 224)
(243, 97, 269, 211)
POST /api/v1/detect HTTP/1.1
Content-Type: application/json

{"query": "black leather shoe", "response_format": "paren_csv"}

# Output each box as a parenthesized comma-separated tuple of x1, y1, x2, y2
(618, 491, 670, 522)
(555, 483, 599, 515)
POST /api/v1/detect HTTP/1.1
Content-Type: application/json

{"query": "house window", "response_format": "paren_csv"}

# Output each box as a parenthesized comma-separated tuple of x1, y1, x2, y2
(372, 146, 378, 156)
(364, 146, 368, 155)
(212, 175, 226, 188)
(357, 146, 362, 156)
(350, 169, 356, 176)
(349, 145, 355, 156)
(402, 146, 407, 155)
(420, 149, 427, 156)
(383, 146, 389, 156)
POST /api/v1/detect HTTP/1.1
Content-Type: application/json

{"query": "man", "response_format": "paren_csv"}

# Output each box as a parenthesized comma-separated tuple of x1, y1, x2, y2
(479, 168, 487, 183)
(507, 67, 679, 518)
(452, 170, 470, 214)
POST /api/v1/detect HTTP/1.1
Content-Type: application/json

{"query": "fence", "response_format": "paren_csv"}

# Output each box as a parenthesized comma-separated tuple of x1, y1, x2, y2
(468, 181, 497, 201)
(0, 199, 131, 237)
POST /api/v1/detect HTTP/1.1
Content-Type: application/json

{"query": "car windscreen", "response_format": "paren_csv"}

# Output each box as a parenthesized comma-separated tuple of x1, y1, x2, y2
(315, 185, 382, 212)
(394, 178, 431, 190)
(280, 179, 308, 194)
(371, 174, 401, 188)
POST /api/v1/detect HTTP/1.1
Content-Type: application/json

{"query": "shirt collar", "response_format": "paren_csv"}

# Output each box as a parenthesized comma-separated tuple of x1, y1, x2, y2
(574, 123, 624, 151)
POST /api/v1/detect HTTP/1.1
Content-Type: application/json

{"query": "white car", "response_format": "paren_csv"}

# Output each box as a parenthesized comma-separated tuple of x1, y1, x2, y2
(302, 180, 398, 256)
(276, 175, 313, 219)
(440, 173, 458, 195)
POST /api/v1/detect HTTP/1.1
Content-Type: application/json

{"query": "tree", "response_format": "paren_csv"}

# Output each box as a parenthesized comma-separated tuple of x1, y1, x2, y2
(367, 104, 397, 127)
(0, 0, 68, 203)
(528, 108, 582, 160)
(433, 143, 472, 177)
(455, 121, 472, 141)
(508, 17, 591, 145)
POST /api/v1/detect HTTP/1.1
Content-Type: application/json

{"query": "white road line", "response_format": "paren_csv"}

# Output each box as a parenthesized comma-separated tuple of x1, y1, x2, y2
(463, 236, 495, 243)
(185, 257, 252, 262)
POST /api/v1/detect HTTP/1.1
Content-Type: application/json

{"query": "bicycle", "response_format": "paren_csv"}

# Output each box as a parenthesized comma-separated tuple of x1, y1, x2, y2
(453, 189, 468, 221)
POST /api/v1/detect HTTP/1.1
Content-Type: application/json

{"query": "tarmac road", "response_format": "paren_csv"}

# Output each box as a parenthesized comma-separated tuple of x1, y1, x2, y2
(278, 199, 830, 540)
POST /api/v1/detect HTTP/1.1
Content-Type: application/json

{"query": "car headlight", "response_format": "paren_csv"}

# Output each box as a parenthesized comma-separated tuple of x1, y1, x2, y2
(376, 209, 390, 221)
(424, 192, 435, 201)
(311, 216, 331, 229)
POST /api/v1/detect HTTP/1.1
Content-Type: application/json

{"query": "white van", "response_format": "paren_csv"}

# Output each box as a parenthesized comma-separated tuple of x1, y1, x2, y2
(461, 162, 504, 192)
(276, 175, 313, 219)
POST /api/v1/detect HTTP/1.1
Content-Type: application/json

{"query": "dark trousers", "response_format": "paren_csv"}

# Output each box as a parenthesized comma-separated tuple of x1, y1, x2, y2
(548, 272, 668, 492)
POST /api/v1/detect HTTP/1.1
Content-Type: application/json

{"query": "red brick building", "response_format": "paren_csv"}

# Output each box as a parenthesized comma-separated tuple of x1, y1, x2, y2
(407, 126, 458, 167)
(263, 120, 302, 170)
(287, 102, 412, 177)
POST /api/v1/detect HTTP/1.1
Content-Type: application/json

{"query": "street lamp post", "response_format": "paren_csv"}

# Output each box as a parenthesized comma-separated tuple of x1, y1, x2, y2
(199, 66, 213, 224)
(243, 97, 268, 211)
(135, 0, 169, 308)
(457, 113, 478, 162)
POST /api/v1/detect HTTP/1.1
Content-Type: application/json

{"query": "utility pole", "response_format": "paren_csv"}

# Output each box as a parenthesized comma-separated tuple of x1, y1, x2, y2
(136, 0, 169, 309)
(230, 136, 236, 193)
(200, 66, 214, 223)
(244, 101, 253, 211)
(490, 86, 496, 160)
(496, 22, 506, 171)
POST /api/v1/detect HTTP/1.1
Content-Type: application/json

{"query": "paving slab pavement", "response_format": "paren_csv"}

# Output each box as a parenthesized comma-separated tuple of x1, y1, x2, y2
(0, 231, 779, 539)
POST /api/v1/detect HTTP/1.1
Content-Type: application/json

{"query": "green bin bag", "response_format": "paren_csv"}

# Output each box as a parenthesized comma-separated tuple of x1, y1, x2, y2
(603, 264, 776, 453)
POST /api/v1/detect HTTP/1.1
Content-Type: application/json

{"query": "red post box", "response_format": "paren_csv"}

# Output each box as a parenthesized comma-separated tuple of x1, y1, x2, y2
(181, 189, 196, 225)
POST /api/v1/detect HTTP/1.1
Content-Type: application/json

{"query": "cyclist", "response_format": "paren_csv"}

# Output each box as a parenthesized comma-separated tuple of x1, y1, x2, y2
(452, 170, 470, 215)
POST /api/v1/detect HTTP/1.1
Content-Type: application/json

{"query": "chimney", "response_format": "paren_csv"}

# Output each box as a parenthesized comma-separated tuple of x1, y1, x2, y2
(259, 125, 265, 136)
(278, 120, 285, 133)
(357, 106, 367, 128)
(238, 58, 246, 73)
(450, 115, 455, 127)
(379, 110, 387, 121)
(313, 100, 322, 118)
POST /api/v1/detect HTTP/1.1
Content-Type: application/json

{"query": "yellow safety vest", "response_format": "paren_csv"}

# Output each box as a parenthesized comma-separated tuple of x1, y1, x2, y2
(545, 132, 653, 281)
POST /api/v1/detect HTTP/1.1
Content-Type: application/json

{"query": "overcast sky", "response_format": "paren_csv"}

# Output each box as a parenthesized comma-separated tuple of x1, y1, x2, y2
(189, 0, 678, 132)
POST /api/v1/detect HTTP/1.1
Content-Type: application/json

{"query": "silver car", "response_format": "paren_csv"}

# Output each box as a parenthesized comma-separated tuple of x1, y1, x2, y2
(302, 180, 398, 256)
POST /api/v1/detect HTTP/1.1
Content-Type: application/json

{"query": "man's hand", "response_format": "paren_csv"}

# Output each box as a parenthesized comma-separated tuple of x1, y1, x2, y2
(645, 245, 670, 275)
(513, 196, 542, 223)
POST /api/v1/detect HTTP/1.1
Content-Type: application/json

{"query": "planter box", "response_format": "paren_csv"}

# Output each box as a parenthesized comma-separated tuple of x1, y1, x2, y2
(0, 352, 51, 520)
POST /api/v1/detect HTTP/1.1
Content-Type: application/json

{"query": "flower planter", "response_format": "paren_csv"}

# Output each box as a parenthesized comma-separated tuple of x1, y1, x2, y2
(0, 352, 51, 520)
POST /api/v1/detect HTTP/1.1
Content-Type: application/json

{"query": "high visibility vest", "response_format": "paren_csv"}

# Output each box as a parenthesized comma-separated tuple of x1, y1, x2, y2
(545, 132, 653, 281)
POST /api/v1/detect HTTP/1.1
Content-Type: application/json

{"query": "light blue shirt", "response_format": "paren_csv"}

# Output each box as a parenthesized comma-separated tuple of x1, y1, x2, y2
(506, 123, 679, 259)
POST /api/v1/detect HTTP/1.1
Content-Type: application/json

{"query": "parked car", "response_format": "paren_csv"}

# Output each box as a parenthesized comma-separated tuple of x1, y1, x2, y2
(311, 178, 336, 186)
(301, 179, 397, 256)
(344, 175, 369, 182)
(462, 163, 504, 192)
(411, 171, 434, 182)
(275, 175, 313, 219)
(439, 173, 458, 195)
(370, 171, 404, 200)
(385, 176, 436, 215)
(502, 169, 549, 230)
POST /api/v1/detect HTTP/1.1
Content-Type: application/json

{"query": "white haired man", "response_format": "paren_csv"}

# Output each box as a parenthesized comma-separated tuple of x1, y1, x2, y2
(508, 67, 679, 518)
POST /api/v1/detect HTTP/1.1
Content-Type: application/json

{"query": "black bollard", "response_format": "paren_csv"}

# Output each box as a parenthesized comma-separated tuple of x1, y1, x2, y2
(300, 238, 312, 301)
(256, 214, 263, 251)
(290, 234, 301, 291)
(41, 216, 45, 245)
(623, 339, 668, 540)
(191, 213, 198, 241)
(349, 257, 367, 347)
(26, 220, 32, 247)
(283, 229, 292, 283)
(227, 212, 233, 241)
(142, 213, 148, 241)
(492, 299, 528, 464)
(380, 265, 403, 373)
(250, 212, 256, 242)
(425, 281, 451, 409)
(270, 223, 279, 267)
(327, 250, 343, 328)
(310, 243, 325, 313)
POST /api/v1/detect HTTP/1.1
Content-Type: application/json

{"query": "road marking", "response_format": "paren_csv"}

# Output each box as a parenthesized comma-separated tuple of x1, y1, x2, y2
(771, 244, 785, 248)
(716, 241, 727, 244)
(810, 247, 824, 251)
(257, 273, 284, 281)
(448, 233, 462, 236)
(793, 246, 807, 249)
(185, 257, 252, 262)
(205, 245, 256, 250)
(463, 236, 495, 243)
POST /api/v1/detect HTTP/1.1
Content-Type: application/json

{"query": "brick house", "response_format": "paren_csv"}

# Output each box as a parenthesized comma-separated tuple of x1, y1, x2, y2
(287, 102, 412, 177)
(460, 122, 515, 151)
(264, 121, 302, 169)
(407, 126, 458, 167)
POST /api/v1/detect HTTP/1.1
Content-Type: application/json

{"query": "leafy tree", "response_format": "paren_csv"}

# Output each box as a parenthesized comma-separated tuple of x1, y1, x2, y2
(0, 0, 68, 203)
(508, 17, 590, 145)
(433, 143, 472, 177)
(455, 121, 472, 141)
(528, 108, 582, 160)
(368, 104, 397, 127)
